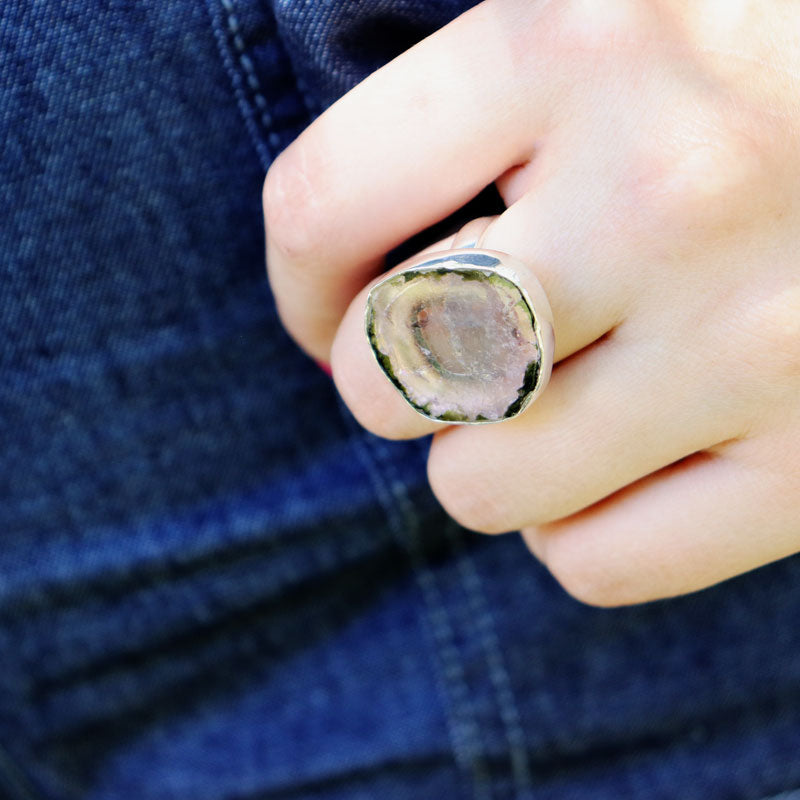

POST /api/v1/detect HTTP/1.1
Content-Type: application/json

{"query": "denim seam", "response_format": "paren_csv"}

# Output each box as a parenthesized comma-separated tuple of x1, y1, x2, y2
(342, 415, 493, 800)
(445, 520, 535, 798)
(203, 0, 272, 171)
(220, 0, 283, 153)
(0, 740, 44, 800)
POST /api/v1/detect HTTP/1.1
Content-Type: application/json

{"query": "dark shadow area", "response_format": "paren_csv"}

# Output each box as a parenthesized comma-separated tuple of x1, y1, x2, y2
(33, 540, 419, 790)
(337, 13, 440, 76)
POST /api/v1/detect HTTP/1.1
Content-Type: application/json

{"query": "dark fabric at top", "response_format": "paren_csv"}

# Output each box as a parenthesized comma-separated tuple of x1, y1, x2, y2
(0, 1, 799, 799)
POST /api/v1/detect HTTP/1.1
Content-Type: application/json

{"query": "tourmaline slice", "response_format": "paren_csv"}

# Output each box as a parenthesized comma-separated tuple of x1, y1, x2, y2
(366, 263, 541, 423)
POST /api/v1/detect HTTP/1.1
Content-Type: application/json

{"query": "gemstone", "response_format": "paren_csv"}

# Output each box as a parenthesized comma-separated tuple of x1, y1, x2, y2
(366, 257, 542, 423)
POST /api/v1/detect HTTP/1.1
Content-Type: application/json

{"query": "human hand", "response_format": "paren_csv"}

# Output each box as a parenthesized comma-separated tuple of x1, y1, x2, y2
(262, 0, 800, 606)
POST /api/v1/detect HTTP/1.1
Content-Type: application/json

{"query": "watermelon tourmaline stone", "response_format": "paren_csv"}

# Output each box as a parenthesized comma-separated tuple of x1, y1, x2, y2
(365, 253, 545, 423)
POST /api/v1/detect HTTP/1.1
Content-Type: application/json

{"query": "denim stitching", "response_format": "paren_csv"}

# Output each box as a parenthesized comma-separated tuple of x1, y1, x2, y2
(219, 0, 282, 154)
(203, 0, 272, 170)
(344, 417, 493, 800)
(445, 520, 534, 798)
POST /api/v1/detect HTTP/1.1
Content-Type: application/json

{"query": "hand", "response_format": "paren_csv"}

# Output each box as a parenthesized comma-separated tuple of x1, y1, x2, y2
(262, 0, 800, 606)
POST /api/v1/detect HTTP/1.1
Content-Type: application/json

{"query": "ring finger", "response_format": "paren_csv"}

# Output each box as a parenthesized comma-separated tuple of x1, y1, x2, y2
(331, 176, 632, 440)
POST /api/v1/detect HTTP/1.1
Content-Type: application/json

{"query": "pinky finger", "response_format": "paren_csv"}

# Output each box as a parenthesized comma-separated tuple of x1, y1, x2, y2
(522, 438, 800, 607)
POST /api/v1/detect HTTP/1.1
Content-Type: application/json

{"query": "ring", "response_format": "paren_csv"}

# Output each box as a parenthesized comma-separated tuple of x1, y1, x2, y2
(365, 247, 555, 424)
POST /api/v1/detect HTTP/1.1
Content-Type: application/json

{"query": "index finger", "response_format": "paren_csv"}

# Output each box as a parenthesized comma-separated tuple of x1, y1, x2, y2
(263, 0, 557, 360)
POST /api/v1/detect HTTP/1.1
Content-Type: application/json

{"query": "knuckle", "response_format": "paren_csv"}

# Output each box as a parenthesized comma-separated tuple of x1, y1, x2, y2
(701, 281, 800, 416)
(749, 288, 800, 378)
(513, 0, 649, 102)
(557, 0, 645, 51)
(632, 138, 735, 231)
(344, 399, 419, 441)
(731, 285, 800, 390)
(427, 440, 514, 535)
(535, 533, 639, 607)
(546, 549, 612, 607)
(626, 108, 788, 241)
(262, 136, 330, 263)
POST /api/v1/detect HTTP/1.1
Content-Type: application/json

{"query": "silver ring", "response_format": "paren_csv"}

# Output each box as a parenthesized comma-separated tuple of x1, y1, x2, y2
(365, 247, 555, 424)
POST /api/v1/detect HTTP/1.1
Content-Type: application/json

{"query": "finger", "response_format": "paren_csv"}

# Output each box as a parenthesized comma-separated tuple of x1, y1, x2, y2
(426, 320, 751, 534)
(519, 432, 800, 607)
(331, 230, 561, 439)
(480, 170, 636, 362)
(263, 0, 558, 359)
(495, 159, 539, 206)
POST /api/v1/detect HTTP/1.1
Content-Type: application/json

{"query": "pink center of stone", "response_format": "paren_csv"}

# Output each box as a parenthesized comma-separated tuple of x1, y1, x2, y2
(368, 269, 541, 422)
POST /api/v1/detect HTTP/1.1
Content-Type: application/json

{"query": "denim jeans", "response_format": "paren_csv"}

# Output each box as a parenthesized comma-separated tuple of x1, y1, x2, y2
(1, 1, 799, 798)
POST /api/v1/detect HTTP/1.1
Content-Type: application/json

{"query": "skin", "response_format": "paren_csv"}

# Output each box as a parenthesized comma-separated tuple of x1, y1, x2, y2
(262, 0, 800, 606)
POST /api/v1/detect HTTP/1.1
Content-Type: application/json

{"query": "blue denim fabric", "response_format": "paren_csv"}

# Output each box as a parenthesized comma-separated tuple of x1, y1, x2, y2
(1, 1, 799, 799)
